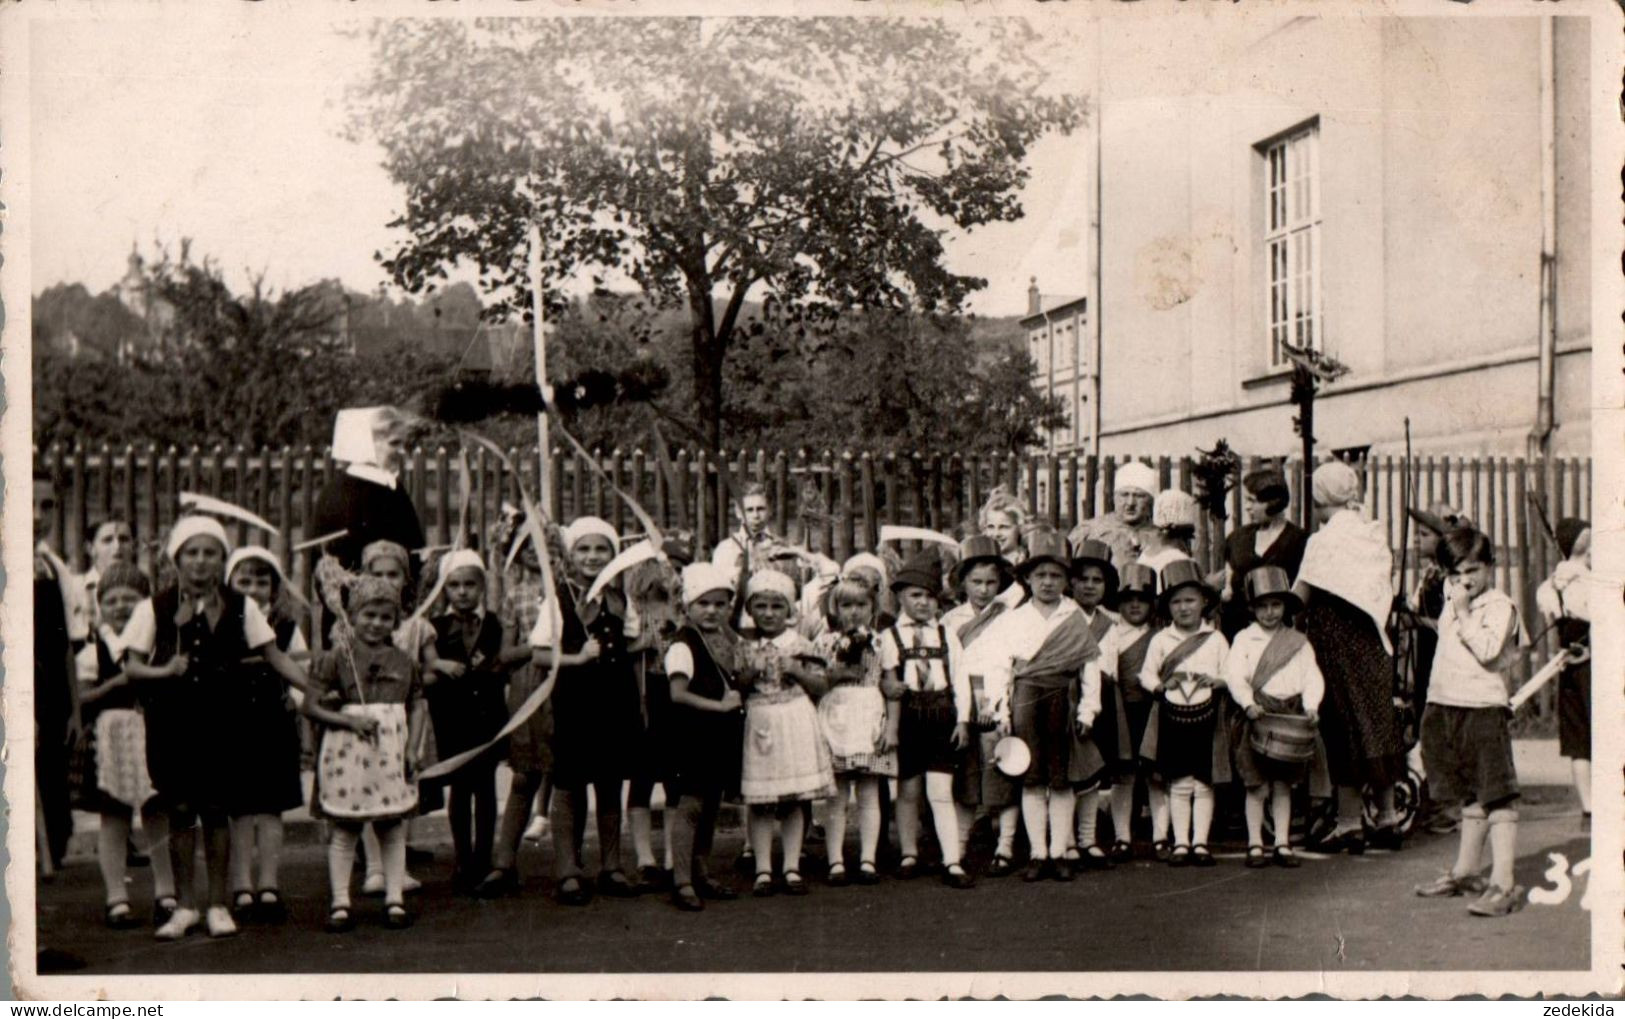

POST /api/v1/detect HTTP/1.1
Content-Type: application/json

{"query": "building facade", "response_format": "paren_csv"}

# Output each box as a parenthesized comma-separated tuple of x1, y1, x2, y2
(1021, 282, 1090, 454)
(1030, 16, 1591, 460)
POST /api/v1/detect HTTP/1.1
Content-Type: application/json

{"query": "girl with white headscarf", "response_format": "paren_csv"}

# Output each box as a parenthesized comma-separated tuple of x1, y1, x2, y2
(1291, 461, 1406, 853)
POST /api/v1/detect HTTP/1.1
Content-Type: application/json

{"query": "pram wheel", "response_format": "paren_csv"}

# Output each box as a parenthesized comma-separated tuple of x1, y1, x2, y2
(1362, 766, 1424, 837)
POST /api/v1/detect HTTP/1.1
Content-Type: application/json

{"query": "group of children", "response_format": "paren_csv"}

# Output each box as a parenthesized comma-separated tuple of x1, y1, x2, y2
(58, 480, 1550, 939)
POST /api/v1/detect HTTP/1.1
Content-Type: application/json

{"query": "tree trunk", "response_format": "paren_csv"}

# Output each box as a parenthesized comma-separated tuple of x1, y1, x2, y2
(688, 283, 723, 454)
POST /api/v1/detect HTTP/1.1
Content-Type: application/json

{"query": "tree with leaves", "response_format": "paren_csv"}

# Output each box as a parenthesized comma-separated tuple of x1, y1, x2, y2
(350, 17, 1085, 451)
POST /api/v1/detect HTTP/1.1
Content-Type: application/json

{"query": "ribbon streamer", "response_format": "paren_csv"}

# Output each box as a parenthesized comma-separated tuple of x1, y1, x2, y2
(180, 491, 280, 536)
(879, 524, 961, 549)
(1509, 650, 1570, 712)
(586, 538, 660, 606)
(553, 420, 665, 550)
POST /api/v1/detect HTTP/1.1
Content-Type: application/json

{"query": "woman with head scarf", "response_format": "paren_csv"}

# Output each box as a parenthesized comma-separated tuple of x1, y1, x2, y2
(1217, 468, 1308, 640)
(1291, 461, 1406, 853)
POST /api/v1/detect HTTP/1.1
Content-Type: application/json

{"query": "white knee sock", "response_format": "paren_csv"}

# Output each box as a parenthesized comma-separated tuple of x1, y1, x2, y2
(825, 780, 851, 866)
(628, 806, 655, 869)
(955, 803, 975, 857)
(925, 773, 961, 866)
(1487, 808, 1518, 890)
(97, 813, 133, 905)
(361, 823, 384, 881)
(229, 815, 256, 893)
(255, 815, 284, 890)
(1270, 784, 1293, 848)
(1244, 787, 1266, 847)
(379, 822, 407, 904)
(328, 827, 360, 908)
(1046, 789, 1076, 860)
(857, 780, 882, 865)
(781, 807, 806, 874)
(1021, 788, 1050, 860)
(1454, 806, 1489, 878)
(1150, 782, 1171, 842)
(1109, 783, 1134, 844)
(1168, 777, 1194, 847)
(996, 806, 1019, 857)
(1192, 781, 1215, 846)
(1075, 788, 1100, 850)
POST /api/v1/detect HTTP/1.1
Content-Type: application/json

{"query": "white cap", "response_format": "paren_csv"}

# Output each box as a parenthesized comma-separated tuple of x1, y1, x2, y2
(680, 562, 736, 606)
(841, 552, 889, 583)
(439, 548, 486, 578)
(745, 569, 797, 606)
(225, 545, 286, 585)
(1114, 462, 1158, 497)
(562, 516, 618, 552)
(1153, 489, 1199, 530)
(165, 516, 232, 561)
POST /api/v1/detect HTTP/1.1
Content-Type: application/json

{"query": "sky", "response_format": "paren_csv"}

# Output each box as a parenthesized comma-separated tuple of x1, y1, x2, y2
(28, 13, 1096, 319)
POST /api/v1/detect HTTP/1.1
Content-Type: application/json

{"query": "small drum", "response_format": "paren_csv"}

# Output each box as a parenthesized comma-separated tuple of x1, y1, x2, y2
(993, 736, 1032, 778)
(1250, 712, 1317, 764)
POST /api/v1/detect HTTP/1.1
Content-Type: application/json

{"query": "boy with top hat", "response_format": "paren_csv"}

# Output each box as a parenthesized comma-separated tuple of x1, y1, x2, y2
(880, 550, 974, 888)
(977, 531, 1103, 882)
(1067, 539, 1119, 868)
(1138, 560, 1231, 867)
(941, 535, 1022, 870)
(1221, 566, 1329, 868)
(1094, 563, 1164, 861)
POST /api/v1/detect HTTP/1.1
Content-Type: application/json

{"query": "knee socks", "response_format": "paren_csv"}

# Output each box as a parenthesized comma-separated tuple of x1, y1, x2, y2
(995, 806, 1019, 858)
(1046, 788, 1075, 860)
(924, 773, 961, 867)
(1169, 777, 1194, 847)
(1487, 807, 1518, 891)
(1109, 782, 1134, 845)
(898, 778, 924, 858)
(1270, 784, 1293, 848)
(856, 780, 883, 865)
(97, 813, 133, 906)
(1244, 786, 1267, 847)
(1192, 781, 1215, 847)
(1149, 782, 1170, 843)
(376, 820, 407, 904)
(1074, 788, 1099, 852)
(1454, 805, 1489, 880)
(1020, 787, 1050, 860)
(328, 826, 360, 908)
(825, 780, 851, 866)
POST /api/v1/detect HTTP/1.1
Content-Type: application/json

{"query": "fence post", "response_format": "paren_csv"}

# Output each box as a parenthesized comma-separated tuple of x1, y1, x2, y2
(70, 443, 88, 572)
(143, 443, 160, 561)
(772, 452, 789, 539)
(930, 454, 945, 532)
(835, 452, 855, 562)
(859, 452, 878, 551)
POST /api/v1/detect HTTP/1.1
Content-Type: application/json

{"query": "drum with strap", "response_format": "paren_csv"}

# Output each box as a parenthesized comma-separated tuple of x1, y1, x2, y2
(1249, 711, 1318, 764)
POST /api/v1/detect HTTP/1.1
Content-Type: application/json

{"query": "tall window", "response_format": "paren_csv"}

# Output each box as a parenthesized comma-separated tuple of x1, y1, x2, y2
(1263, 122, 1321, 368)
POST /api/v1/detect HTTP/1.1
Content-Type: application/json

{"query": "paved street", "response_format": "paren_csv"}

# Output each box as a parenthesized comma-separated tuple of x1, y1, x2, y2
(35, 747, 1590, 975)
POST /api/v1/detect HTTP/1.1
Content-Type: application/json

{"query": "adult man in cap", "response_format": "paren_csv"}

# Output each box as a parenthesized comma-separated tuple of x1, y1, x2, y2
(1067, 461, 1161, 574)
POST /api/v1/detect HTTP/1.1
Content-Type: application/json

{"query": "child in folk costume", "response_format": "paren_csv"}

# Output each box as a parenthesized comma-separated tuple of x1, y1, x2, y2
(477, 523, 559, 899)
(1414, 529, 1529, 917)
(624, 539, 692, 894)
(813, 576, 895, 886)
(1138, 559, 1232, 867)
(222, 547, 308, 924)
(425, 549, 518, 893)
(1094, 564, 1163, 863)
(528, 517, 643, 906)
(122, 517, 314, 941)
(1138, 491, 1200, 576)
(664, 562, 748, 911)
(360, 540, 436, 894)
(940, 535, 1020, 873)
(71, 563, 178, 930)
(1221, 566, 1329, 869)
(1067, 540, 1123, 869)
(739, 569, 834, 896)
(881, 552, 976, 889)
(304, 576, 424, 932)
(978, 531, 1103, 883)
(1536, 517, 1591, 827)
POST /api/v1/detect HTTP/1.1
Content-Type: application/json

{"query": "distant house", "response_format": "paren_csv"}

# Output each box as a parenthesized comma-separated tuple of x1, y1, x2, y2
(1029, 16, 1590, 460)
(1021, 282, 1089, 454)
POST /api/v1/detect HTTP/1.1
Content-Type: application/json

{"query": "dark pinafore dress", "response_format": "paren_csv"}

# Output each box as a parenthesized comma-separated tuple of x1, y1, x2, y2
(547, 584, 640, 789)
(144, 587, 254, 817)
(890, 624, 961, 778)
(667, 625, 745, 801)
(426, 610, 511, 771)
(1111, 627, 1157, 779)
(228, 617, 306, 816)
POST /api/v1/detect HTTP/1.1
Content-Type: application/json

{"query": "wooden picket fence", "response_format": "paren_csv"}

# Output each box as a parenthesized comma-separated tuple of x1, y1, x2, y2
(36, 442, 1591, 733)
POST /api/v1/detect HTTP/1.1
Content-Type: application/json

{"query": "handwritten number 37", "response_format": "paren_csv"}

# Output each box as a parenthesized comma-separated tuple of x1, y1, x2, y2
(1527, 853, 1591, 909)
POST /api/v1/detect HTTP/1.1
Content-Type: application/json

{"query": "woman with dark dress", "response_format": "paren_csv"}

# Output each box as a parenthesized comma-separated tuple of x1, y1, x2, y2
(309, 406, 426, 580)
(1216, 468, 1307, 641)
(1291, 461, 1406, 853)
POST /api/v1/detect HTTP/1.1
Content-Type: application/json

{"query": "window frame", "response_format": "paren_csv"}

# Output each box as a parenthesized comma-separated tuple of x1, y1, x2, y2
(1258, 119, 1323, 370)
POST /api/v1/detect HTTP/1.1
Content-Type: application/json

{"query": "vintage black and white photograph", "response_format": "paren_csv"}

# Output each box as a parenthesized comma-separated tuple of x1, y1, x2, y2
(6, 0, 1619, 1000)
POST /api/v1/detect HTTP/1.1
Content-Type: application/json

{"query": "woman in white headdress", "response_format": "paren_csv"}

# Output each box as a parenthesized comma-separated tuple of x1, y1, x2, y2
(1291, 461, 1405, 854)
(309, 407, 426, 575)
